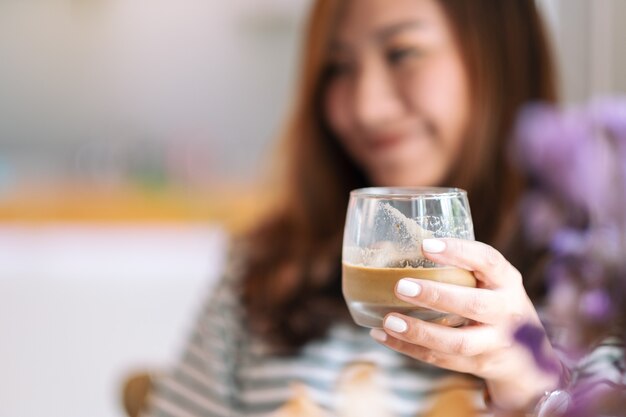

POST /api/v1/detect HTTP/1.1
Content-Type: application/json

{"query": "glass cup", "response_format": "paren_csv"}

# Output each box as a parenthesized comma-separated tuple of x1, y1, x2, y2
(342, 187, 476, 328)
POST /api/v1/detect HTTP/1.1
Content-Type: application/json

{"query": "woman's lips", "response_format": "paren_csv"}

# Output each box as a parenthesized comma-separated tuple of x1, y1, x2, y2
(368, 134, 406, 151)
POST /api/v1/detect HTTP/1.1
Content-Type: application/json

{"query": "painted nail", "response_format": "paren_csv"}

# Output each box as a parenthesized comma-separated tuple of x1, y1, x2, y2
(384, 316, 408, 333)
(370, 328, 388, 342)
(423, 238, 446, 253)
(397, 279, 421, 297)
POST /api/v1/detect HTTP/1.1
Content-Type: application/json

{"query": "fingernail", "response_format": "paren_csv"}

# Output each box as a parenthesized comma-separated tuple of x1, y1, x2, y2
(423, 238, 446, 253)
(397, 279, 421, 297)
(384, 316, 408, 333)
(370, 328, 388, 342)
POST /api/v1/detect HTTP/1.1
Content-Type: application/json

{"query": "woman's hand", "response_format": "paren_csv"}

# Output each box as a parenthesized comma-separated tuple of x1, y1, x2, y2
(369, 238, 562, 412)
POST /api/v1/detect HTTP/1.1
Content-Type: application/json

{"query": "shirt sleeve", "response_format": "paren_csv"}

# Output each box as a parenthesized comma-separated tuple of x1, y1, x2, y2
(561, 336, 625, 405)
(142, 248, 246, 417)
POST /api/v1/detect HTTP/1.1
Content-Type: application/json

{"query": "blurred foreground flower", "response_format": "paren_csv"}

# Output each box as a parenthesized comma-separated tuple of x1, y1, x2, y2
(513, 97, 626, 416)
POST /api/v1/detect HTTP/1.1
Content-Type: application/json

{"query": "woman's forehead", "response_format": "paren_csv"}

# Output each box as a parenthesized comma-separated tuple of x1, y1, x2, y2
(331, 0, 444, 47)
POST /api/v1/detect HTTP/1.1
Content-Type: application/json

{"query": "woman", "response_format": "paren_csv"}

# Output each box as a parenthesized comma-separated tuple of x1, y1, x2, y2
(143, 0, 614, 416)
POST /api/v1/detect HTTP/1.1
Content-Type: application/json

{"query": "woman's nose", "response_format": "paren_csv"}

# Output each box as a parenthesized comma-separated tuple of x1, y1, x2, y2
(354, 59, 404, 130)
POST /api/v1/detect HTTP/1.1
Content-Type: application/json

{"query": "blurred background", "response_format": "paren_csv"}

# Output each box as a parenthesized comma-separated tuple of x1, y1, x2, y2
(0, 1, 625, 417)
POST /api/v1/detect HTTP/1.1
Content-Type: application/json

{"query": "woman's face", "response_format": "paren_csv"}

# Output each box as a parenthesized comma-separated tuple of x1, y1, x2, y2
(324, 0, 470, 187)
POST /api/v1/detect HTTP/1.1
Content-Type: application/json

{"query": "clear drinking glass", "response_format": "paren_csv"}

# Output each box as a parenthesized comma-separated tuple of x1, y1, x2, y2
(342, 187, 476, 328)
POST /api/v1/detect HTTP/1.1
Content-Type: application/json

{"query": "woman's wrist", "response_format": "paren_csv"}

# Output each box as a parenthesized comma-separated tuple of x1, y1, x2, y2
(533, 363, 572, 417)
(485, 377, 558, 413)
(484, 360, 570, 414)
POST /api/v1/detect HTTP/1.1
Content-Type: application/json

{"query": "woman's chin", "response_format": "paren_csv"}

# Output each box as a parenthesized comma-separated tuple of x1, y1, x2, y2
(370, 170, 441, 188)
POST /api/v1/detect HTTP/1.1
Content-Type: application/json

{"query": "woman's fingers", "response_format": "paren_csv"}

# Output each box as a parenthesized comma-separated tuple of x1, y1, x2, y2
(370, 328, 488, 375)
(422, 238, 522, 289)
(381, 313, 505, 356)
(395, 278, 505, 325)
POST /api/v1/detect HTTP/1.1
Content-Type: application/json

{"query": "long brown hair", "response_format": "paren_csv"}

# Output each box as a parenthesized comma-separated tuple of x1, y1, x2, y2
(241, 0, 558, 353)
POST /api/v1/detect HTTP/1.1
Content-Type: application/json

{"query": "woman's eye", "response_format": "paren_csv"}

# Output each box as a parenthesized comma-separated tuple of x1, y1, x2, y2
(327, 60, 355, 77)
(386, 47, 420, 64)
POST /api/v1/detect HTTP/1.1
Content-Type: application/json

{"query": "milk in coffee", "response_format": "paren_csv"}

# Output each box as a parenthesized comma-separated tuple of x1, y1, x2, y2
(342, 262, 476, 328)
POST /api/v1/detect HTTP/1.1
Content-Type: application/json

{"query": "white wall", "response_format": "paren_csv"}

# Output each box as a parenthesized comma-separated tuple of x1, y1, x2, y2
(1, 0, 624, 187)
(0, 0, 310, 182)
(613, 1, 626, 94)
(538, 0, 626, 102)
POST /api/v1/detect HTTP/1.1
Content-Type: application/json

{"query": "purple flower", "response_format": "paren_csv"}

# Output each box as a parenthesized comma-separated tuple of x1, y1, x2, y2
(514, 97, 626, 416)
(514, 104, 583, 181)
(550, 228, 588, 257)
(589, 96, 626, 140)
(577, 259, 606, 286)
(514, 102, 616, 216)
(520, 192, 564, 246)
(579, 288, 613, 321)
(514, 323, 560, 375)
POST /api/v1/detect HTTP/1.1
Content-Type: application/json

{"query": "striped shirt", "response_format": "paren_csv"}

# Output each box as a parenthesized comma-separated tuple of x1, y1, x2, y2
(143, 246, 625, 417)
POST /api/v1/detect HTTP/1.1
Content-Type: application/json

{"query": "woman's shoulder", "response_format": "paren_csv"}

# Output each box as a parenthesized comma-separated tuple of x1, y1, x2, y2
(191, 235, 252, 328)
(205, 235, 251, 295)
